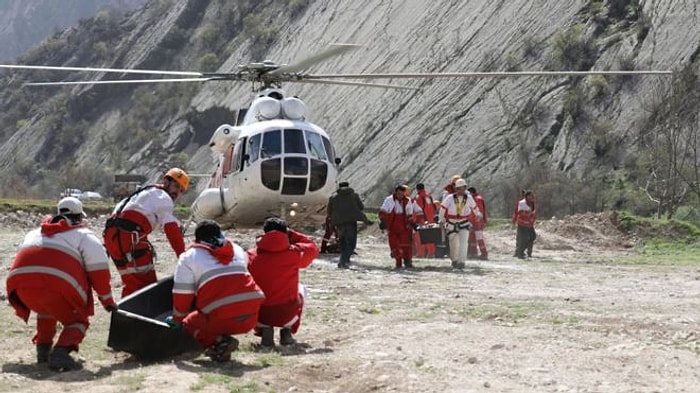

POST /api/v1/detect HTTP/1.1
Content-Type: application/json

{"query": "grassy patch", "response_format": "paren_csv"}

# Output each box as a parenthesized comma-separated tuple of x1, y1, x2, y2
(616, 211, 700, 243)
(614, 241, 700, 266)
(0, 198, 192, 219)
(252, 352, 285, 368)
(191, 373, 262, 392)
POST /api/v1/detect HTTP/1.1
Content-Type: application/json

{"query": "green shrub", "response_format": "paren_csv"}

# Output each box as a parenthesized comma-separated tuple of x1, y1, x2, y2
(551, 24, 597, 71)
(198, 53, 220, 71)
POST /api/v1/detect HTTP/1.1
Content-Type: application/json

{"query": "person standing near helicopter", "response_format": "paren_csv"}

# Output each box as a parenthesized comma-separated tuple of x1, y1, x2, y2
(103, 168, 189, 297)
(412, 183, 436, 258)
(379, 185, 415, 269)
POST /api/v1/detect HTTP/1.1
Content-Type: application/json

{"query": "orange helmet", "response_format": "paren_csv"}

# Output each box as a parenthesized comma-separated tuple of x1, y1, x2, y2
(450, 175, 461, 184)
(165, 168, 189, 192)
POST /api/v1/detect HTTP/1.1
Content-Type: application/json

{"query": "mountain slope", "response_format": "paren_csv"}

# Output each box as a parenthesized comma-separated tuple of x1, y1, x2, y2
(0, 0, 697, 216)
(0, 0, 146, 61)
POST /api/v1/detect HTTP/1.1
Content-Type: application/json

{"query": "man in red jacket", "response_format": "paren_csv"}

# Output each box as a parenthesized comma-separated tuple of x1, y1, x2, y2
(379, 185, 415, 268)
(103, 167, 189, 297)
(247, 217, 319, 347)
(7, 197, 117, 372)
(513, 190, 537, 259)
(412, 183, 436, 258)
(167, 220, 265, 362)
(467, 186, 489, 260)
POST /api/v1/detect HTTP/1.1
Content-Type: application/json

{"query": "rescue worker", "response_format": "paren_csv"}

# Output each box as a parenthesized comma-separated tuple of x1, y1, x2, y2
(7, 197, 117, 372)
(248, 217, 319, 347)
(167, 220, 265, 362)
(412, 183, 436, 258)
(379, 185, 415, 268)
(103, 167, 189, 297)
(438, 179, 477, 269)
(319, 215, 339, 254)
(440, 175, 462, 203)
(327, 181, 368, 268)
(467, 186, 489, 260)
(513, 190, 537, 259)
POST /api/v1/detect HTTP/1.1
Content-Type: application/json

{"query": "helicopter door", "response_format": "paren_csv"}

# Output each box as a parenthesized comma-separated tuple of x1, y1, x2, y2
(222, 138, 246, 175)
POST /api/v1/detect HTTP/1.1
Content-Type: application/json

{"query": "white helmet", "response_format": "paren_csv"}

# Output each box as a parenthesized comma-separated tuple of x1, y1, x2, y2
(454, 178, 467, 188)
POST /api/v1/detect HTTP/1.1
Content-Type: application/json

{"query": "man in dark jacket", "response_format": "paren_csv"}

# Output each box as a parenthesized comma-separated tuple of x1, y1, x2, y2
(327, 182, 368, 268)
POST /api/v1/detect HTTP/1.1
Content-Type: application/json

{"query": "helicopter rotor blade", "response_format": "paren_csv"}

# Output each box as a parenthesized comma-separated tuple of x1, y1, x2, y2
(269, 43, 361, 75)
(0, 63, 205, 77)
(305, 70, 673, 79)
(297, 78, 419, 90)
(25, 77, 217, 86)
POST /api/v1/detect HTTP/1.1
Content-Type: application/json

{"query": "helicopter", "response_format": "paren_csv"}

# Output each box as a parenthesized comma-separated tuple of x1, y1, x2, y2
(0, 43, 672, 228)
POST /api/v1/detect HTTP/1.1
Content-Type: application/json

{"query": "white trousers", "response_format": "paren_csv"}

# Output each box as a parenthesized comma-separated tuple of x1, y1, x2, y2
(448, 228, 469, 263)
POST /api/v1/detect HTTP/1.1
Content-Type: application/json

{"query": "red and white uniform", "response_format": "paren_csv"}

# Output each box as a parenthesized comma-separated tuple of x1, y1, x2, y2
(379, 194, 414, 267)
(248, 230, 318, 334)
(172, 240, 264, 348)
(439, 194, 477, 265)
(468, 192, 489, 258)
(412, 189, 436, 258)
(7, 217, 115, 351)
(512, 198, 536, 227)
(103, 186, 185, 297)
(440, 184, 455, 203)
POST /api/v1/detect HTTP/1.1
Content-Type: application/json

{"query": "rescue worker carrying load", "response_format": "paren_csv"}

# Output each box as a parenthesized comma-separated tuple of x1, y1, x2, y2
(167, 220, 265, 362)
(412, 183, 436, 258)
(103, 167, 189, 297)
(438, 179, 478, 269)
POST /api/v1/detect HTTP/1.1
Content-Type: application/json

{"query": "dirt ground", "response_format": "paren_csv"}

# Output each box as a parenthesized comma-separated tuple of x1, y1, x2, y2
(1, 211, 699, 393)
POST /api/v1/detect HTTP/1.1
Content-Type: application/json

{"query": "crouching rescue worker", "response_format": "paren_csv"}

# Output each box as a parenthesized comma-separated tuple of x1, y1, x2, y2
(6, 197, 117, 372)
(167, 220, 265, 362)
(379, 185, 415, 268)
(248, 217, 319, 347)
(103, 168, 189, 297)
(438, 179, 477, 269)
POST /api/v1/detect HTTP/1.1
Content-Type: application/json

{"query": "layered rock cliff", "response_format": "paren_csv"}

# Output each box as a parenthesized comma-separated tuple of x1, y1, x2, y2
(0, 0, 697, 216)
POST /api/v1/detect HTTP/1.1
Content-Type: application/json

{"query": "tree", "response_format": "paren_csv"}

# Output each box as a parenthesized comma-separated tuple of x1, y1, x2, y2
(637, 65, 699, 218)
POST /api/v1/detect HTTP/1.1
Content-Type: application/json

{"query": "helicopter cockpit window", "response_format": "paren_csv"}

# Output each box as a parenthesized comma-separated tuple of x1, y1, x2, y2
(284, 129, 306, 154)
(322, 136, 336, 164)
(262, 130, 281, 158)
(247, 133, 261, 163)
(305, 131, 328, 161)
(232, 139, 245, 172)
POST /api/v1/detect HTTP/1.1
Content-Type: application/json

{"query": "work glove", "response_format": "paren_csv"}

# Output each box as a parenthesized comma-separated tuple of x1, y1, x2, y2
(165, 316, 182, 330)
(104, 303, 118, 313)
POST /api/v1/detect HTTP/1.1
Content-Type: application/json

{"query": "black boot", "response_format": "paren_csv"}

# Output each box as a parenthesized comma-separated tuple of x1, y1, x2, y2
(280, 328, 296, 346)
(205, 335, 238, 362)
(36, 343, 52, 364)
(48, 347, 82, 372)
(260, 327, 275, 347)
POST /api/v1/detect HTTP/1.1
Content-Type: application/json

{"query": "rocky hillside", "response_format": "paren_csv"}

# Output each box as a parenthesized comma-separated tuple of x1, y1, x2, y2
(0, 0, 697, 216)
(0, 0, 146, 62)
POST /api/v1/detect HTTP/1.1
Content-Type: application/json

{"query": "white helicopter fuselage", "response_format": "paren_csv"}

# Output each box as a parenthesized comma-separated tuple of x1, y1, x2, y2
(191, 96, 340, 228)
